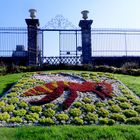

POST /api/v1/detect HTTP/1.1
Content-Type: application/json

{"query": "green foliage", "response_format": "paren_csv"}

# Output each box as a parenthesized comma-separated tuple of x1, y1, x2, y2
(45, 103, 55, 109)
(72, 117, 84, 125)
(107, 100, 115, 105)
(0, 101, 5, 107)
(109, 105, 121, 113)
(126, 117, 140, 124)
(69, 108, 82, 117)
(30, 106, 42, 113)
(82, 97, 92, 103)
(18, 101, 28, 108)
(7, 92, 17, 97)
(84, 112, 98, 123)
(0, 112, 10, 121)
(8, 97, 19, 104)
(119, 102, 132, 109)
(108, 119, 115, 125)
(131, 99, 140, 105)
(99, 118, 108, 125)
(43, 108, 55, 117)
(95, 102, 106, 107)
(39, 118, 54, 125)
(97, 108, 109, 117)
(73, 102, 82, 108)
(13, 109, 27, 117)
(2, 104, 15, 112)
(56, 113, 69, 121)
(25, 113, 39, 122)
(116, 96, 127, 102)
(9, 117, 23, 123)
(134, 105, 140, 113)
(123, 110, 138, 118)
(110, 113, 126, 122)
(83, 104, 95, 112)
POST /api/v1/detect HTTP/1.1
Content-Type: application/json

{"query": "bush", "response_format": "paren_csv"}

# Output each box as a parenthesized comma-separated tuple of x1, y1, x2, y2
(99, 118, 108, 125)
(123, 110, 138, 118)
(130, 99, 140, 105)
(110, 113, 126, 122)
(107, 100, 115, 105)
(30, 106, 42, 113)
(39, 118, 54, 125)
(121, 62, 139, 70)
(9, 117, 23, 123)
(25, 113, 39, 122)
(82, 97, 92, 103)
(13, 109, 27, 117)
(56, 113, 69, 121)
(8, 97, 19, 104)
(84, 112, 98, 123)
(72, 117, 84, 125)
(69, 108, 82, 117)
(126, 117, 140, 124)
(0, 101, 5, 107)
(18, 101, 28, 108)
(7, 92, 17, 97)
(2, 104, 15, 112)
(0, 112, 10, 121)
(43, 108, 55, 117)
(109, 105, 121, 113)
(108, 119, 115, 125)
(73, 102, 82, 108)
(95, 102, 106, 107)
(116, 96, 127, 102)
(97, 108, 109, 117)
(119, 102, 132, 109)
(83, 104, 95, 112)
(134, 105, 140, 113)
(45, 103, 55, 109)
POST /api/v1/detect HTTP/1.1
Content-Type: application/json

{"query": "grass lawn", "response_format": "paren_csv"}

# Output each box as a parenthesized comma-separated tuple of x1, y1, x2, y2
(0, 125, 140, 140)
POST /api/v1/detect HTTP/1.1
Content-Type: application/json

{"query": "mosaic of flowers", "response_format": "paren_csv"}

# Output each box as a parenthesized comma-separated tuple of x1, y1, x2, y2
(0, 72, 140, 126)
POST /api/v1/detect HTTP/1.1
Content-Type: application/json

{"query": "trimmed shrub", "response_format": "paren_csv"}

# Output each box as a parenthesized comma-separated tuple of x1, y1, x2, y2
(7, 92, 17, 97)
(30, 106, 42, 113)
(99, 118, 108, 125)
(97, 108, 109, 117)
(2, 104, 15, 112)
(83, 104, 95, 112)
(95, 102, 106, 107)
(110, 113, 126, 122)
(25, 113, 39, 122)
(45, 103, 55, 109)
(119, 102, 132, 109)
(116, 96, 127, 102)
(8, 97, 19, 104)
(108, 119, 115, 125)
(134, 105, 140, 113)
(9, 117, 23, 123)
(0, 101, 5, 107)
(130, 99, 140, 105)
(0, 112, 10, 121)
(126, 117, 140, 124)
(39, 118, 54, 125)
(107, 100, 115, 105)
(72, 117, 84, 125)
(82, 97, 92, 103)
(43, 108, 55, 117)
(13, 109, 27, 117)
(123, 110, 138, 118)
(18, 101, 28, 108)
(56, 113, 69, 121)
(109, 105, 121, 113)
(69, 108, 82, 117)
(73, 102, 82, 108)
(84, 112, 98, 123)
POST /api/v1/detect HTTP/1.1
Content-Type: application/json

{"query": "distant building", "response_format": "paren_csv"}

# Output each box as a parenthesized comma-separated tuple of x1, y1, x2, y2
(12, 45, 28, 57)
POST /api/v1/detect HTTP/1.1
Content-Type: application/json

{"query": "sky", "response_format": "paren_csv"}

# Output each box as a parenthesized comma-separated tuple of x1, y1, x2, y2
(1, 0, 140, 28)
(1, 0, 140, 57)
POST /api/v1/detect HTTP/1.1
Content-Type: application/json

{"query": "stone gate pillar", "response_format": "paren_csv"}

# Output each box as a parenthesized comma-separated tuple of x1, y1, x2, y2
(79, 10, 93, 64)
(25, 9, 40, 65)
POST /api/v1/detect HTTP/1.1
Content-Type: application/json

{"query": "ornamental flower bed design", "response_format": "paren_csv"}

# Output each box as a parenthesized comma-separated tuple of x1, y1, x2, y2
(0, 72, 140, 126)
(22, 81, 113, 110)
